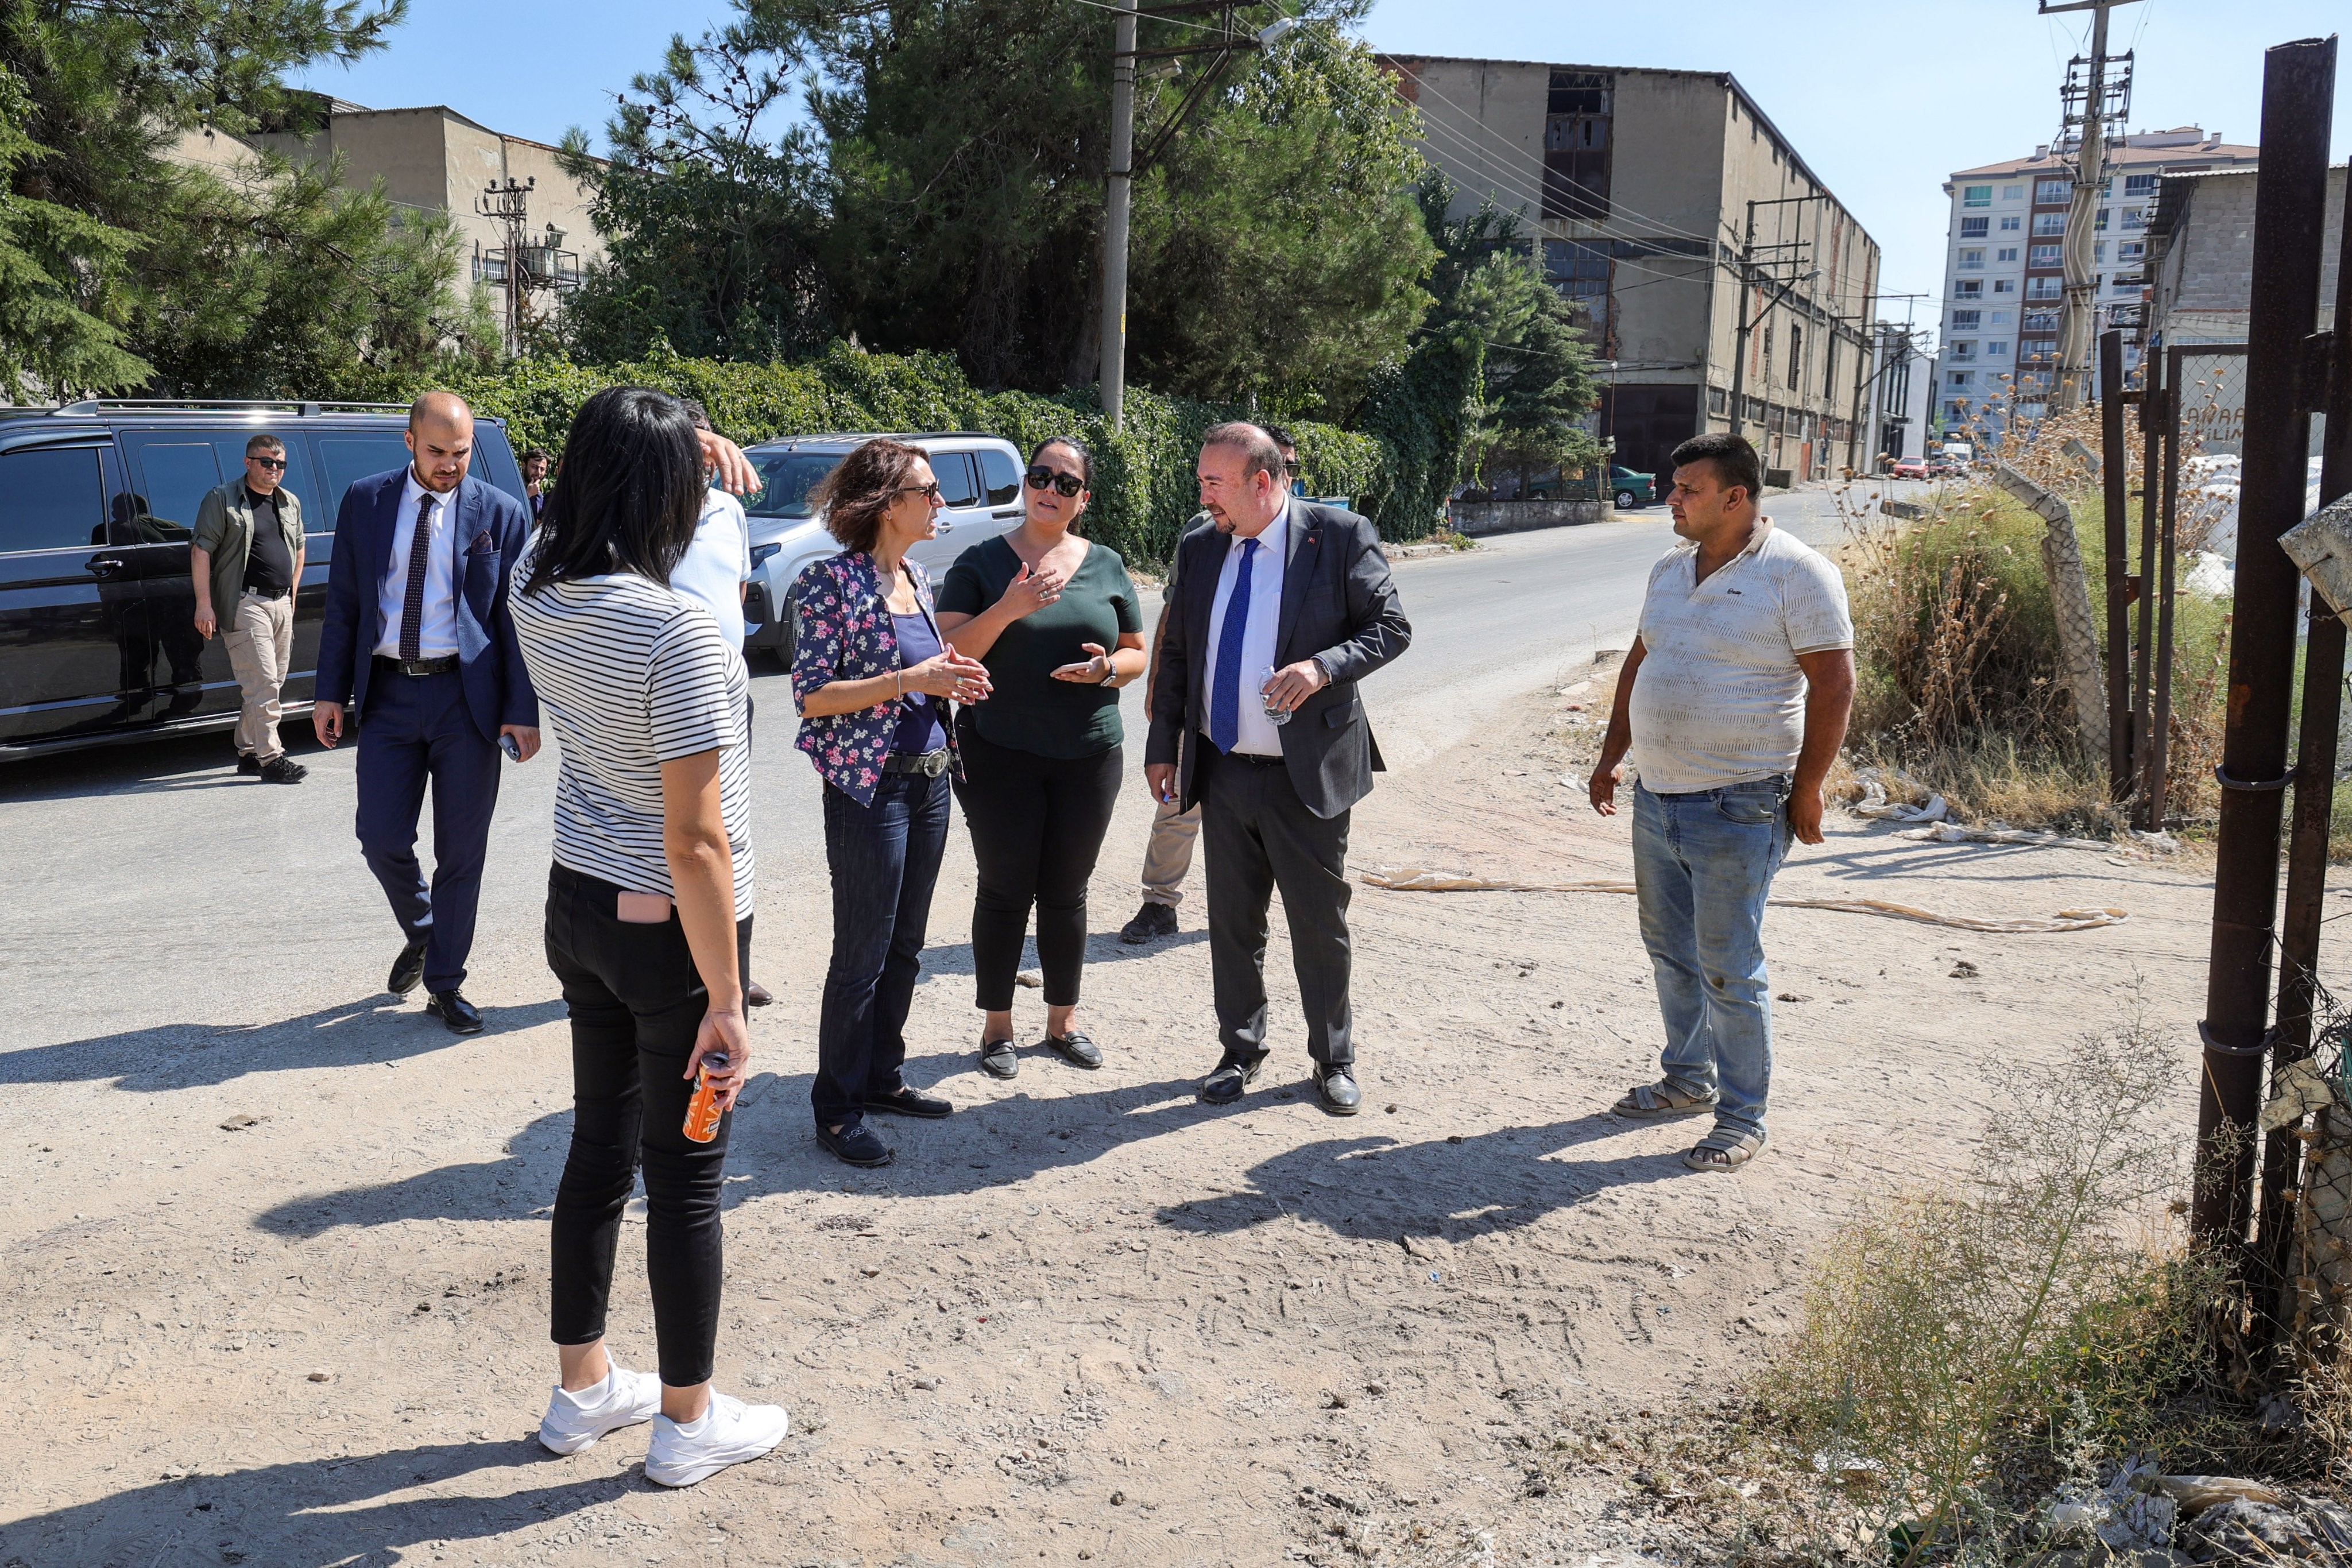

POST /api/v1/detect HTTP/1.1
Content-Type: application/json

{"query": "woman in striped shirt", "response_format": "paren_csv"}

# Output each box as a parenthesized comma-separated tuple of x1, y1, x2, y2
(511, 385, 787, 1488)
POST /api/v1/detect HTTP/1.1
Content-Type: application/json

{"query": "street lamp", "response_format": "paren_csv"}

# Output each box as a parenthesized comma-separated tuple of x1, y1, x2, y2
(1099, 4, 1296, 431)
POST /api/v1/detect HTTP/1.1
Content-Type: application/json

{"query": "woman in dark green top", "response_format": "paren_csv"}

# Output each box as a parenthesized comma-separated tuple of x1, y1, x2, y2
(937, 437, 1146, 1079)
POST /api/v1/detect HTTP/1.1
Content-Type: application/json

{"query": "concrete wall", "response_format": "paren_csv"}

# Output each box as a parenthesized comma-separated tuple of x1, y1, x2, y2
(253, 107, 606, 279)
(1603, 70, 1726, 379)
(1451, 499, 1610, 535)
(2152, 167, 2346, 346)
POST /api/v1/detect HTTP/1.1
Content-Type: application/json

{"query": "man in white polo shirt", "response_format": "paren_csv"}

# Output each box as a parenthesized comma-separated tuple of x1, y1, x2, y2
(1588, 432, 1854, 1172)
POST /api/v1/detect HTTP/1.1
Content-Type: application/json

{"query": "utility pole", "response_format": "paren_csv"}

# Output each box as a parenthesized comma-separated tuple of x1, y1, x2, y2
(2040, 0, 2140, 413)
(1098, 4, 1299, 431)
(1726, 194, 1821, 463)
(1100, 5, 1138, 432)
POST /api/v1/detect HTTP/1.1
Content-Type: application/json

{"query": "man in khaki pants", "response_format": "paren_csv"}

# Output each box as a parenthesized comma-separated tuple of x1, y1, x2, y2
(192, 433, 308, 783)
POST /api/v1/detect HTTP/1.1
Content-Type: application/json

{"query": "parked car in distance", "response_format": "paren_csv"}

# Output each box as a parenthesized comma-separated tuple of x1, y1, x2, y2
(0, 398, 529, 759)
(738, 432, 1028, 664)
(1609, 464, 1656, 509)
(1888, 456, 1929, 480)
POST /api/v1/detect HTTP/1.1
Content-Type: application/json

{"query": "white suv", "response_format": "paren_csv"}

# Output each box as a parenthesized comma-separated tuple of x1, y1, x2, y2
(740, 432, 1029, 662)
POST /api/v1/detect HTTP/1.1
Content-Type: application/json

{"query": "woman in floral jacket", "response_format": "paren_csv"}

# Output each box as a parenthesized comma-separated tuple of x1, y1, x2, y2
(792, 439, 992, 1168)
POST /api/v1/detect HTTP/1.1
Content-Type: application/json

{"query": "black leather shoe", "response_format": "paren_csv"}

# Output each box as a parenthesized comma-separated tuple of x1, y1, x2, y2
(979, 1039, 1019, 1079)
(388, 940, 428, 997)
(424, 989, 484, 1035)
(817, 1121, 895, 1167)
(1314, 1065, 1362, 1116)
(1199, 1054, 1264, 1105)
(258, 756, 308, 784)
(862, 1087, 952, 1119)
(1120, 902, 1178, 944)
(236, 753, 262, 776)
(746, 981, 773, 1008)
(1045, 1029, 1104, 1069)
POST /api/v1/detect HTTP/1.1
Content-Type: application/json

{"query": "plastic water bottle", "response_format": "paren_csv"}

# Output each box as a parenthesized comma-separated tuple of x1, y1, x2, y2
(1258, 666, 1291, 727)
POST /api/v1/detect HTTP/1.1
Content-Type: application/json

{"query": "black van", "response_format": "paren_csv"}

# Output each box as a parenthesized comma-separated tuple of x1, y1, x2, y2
(0, 400, 528, 758)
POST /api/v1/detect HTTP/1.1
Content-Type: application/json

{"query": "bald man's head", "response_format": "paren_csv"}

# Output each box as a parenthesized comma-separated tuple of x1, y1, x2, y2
(405, 392, 475, 493)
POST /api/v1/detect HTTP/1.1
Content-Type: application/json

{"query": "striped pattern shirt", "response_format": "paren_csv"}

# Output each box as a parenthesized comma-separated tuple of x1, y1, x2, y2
(511, 564, 753, 911)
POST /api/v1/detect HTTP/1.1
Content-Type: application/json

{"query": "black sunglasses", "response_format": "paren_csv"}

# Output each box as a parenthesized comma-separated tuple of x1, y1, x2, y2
(1283, 459, 1301, 476)
(890, 481, 945, 503)
(249, 455, 288, 470)
(1026, 466, 1085, 498)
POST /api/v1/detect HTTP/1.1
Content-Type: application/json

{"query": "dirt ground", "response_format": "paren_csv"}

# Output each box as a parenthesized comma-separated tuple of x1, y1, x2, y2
(0, 663, 2225, 1568)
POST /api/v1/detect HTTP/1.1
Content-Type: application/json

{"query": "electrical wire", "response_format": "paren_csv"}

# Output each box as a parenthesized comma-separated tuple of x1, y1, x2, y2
(1062, 0, 1232, 34)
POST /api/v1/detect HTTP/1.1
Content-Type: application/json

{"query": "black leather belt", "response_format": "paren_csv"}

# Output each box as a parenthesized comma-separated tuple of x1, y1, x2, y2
(881, 748, 951, 777)
(1217, 748, 1286, 767)
(375, 653, 459, 677)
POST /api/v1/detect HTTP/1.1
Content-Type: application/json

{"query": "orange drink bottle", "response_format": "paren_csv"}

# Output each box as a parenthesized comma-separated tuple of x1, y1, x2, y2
(683, 1051, 730, 1144)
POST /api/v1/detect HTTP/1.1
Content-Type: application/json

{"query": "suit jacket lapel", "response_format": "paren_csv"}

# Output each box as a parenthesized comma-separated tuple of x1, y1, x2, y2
(1276, 501, 1318, 663)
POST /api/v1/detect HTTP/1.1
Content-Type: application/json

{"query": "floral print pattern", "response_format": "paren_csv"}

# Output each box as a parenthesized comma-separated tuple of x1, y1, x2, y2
(791, 551, 961, 806)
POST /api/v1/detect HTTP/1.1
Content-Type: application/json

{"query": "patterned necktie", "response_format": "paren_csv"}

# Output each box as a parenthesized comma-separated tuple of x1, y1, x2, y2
(399, 491, 435, 663)
(1209, 537, 1259, 754)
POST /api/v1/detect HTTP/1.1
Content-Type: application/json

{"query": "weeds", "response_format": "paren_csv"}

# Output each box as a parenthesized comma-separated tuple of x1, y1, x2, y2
(1753, 1020, 2215, 1563)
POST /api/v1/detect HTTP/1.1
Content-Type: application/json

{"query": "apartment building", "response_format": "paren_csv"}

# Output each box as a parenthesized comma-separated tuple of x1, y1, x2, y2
(1380, 56, 1881, 482)
(1935, 127, 2256, 446)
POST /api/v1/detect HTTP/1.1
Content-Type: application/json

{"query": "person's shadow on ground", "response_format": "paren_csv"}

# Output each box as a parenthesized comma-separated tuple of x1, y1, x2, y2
(0, 1438, 627, 1568)
(254, 1057, 1692, 1244)
(2, 997, 570, 1093)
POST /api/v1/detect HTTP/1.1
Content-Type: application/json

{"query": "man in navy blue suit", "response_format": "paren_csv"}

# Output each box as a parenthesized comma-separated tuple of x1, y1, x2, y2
(313, 392, 541, 1035)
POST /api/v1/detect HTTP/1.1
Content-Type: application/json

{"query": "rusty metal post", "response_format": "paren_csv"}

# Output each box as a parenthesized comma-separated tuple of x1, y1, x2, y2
(2101, 329, 2132, 798)
(2260, 155, 2352, 1339)
(2134, 351, 2165, 826)
(2152, 356, 2183, 823)
(2192, 34, 2337, 1252)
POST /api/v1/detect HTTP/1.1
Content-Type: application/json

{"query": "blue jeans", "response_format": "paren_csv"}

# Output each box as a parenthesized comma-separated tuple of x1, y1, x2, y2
(1630, 777, 1792, 1141)
(814, 771, 950, 1130)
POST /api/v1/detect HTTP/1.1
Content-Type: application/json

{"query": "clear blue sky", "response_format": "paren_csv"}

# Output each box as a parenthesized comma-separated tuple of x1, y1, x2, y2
(295, 0, 2352, 320)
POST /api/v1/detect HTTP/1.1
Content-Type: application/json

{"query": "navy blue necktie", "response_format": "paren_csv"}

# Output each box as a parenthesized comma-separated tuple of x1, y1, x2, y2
(399, 493, 434, 663)
(1209, 537, 1259, 753)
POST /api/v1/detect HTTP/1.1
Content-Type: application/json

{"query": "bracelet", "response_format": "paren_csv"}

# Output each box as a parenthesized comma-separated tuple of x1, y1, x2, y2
(1099, 659, 1117, 686)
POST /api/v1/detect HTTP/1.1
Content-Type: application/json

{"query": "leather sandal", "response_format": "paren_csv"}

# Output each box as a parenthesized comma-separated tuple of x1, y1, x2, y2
(1612, 1080, 1720, 1118)
(1684, 1125, 1768, 1171)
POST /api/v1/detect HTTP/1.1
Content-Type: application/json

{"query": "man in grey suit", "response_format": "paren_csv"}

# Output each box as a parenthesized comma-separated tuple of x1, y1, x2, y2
(1144, 423, 1411, 1114)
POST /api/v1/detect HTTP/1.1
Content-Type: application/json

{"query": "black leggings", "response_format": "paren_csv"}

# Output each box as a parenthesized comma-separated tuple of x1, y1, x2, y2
(544, 862, 730, 1388)
(954, 723, 1124, 1012)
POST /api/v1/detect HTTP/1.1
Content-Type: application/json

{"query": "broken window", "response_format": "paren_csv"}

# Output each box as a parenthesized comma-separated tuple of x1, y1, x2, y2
(1542, 71, 1612, 221)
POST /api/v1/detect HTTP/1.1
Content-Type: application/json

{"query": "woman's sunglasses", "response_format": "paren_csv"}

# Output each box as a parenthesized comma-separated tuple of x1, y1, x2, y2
(1026, 467, 1085, 498)
(890, 481, 945, 503)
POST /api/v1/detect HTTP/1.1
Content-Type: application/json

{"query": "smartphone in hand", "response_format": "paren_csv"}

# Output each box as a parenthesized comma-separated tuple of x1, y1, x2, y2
(499, 734, 523, 762)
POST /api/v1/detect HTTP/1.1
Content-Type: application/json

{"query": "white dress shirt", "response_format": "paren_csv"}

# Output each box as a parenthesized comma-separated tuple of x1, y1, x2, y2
(669, 488, 753, 652)
(373, 468, 461, 659)
(1204, 497, 1290, 757)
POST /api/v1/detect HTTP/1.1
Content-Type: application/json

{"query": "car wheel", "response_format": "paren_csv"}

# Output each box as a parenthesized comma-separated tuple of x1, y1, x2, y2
(1615, 489, 1638, 509)
(777, 589, 798, 669)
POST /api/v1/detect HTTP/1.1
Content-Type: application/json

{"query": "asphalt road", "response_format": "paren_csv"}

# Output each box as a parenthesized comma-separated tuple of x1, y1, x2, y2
(0, 483, 1905, 1050)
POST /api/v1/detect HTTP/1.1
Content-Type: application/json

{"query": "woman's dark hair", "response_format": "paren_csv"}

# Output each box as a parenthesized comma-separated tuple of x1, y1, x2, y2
(521, 386, 705, 597)
(1027, 435, 1093, 489)
(810, 438, 926, 555)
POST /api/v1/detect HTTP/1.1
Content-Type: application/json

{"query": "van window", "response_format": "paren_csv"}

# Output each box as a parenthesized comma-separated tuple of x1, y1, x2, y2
(978, 447, 1022, 506)
(312, 434, 416, 517)
(122, 440, 221, 540)
(122, 432, 320, 537)
(0, 447, 106, 552)
(930, 451, 981, 509)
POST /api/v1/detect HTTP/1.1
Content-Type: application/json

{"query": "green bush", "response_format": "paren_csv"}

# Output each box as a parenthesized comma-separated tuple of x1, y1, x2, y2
(434, 341, 1406, 568)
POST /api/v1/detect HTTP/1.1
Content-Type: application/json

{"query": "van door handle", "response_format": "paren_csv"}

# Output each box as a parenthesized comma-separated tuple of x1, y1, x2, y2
(84, 555, 128, 578)
(991, 508, 1022, 519)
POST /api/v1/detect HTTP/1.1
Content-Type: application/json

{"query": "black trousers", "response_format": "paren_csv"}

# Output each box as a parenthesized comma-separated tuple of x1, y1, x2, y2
(954, 722, 1124, 1011)
(1200, 745, 1355, 1067)
(543, 863, 730, 1388)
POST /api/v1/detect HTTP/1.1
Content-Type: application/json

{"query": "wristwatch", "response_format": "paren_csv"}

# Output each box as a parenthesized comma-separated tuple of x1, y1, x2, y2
(1098, 659, 1117, 686)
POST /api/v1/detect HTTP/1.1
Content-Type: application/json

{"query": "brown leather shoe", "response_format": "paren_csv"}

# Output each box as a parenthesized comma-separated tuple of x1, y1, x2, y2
(746, 981, 773, 1008)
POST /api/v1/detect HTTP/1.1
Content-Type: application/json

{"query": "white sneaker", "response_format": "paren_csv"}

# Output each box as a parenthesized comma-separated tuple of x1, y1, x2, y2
(644, 1391, 790, 1488)
(537, 1363, 663, 1455)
